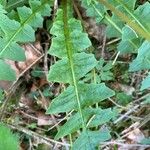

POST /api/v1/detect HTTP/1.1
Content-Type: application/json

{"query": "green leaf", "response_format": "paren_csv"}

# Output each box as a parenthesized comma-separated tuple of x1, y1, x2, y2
(0, 38, 25, 61)
(129, 41, 150, 71)
(106, 0, 136, 38)
(46, 83, 115, 114)
(55, 108, 94, 139)
(118, 38, 141, 54)
(0, 60, 16, 81)
(72, 129, 111, 150)
(55, 108, 117, 139)
(81, 0, 105, 23)
(140, 137, 150, 145)
(106, 13, 123, 38)
(101, 71, 113, 81)
(108, 0, 136, 10)
(140, 74, 150, 91)
(142, 96, 150, 104)
(0, 3, 6, 13)
(122, 25, 138, 40)
(0, 124, 19, 150)
(0, 88, 4, 101)
(0, 1, 52, 81)
(48, 53, 98, 84)
(49, 9, 91, 58)
(116, 92, 132, 106)
(5, 0, 28, 12)
(88, 108, 118, 127)
(134, 2, 150, 32)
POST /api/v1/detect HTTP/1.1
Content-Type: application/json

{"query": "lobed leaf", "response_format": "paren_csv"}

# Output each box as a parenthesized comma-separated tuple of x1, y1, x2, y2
(49, 9, 91, 58)
(55, 108, 117, 139)
(48, 53, 98, 84)
(0, 1, 52, 81)
(46, 83, 115, 114)
(81, 0, 105, 23)
(72, 129, 111, 150)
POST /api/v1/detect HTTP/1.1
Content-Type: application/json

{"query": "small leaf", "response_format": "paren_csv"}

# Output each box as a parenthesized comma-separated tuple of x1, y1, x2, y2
(140, 137, 150, 145)
(118, 38, 141, 54)
(134, 2, 150, 32)
(81, 0, 105, 23)
(72, 129, 111, 150)
(0, 38, 25, 61)
(0, 60, 16, 81)
(129, 41, 150, 71)
(116, 92, 132, 106)
(55, 108, 117, 139)
(140, 74, 150, 90)
(0, 124, 19, 150)
(55, 108, 93, 140)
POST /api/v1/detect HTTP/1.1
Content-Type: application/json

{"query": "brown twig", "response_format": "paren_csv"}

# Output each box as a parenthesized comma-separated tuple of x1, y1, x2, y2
(7, 123, 70, 147)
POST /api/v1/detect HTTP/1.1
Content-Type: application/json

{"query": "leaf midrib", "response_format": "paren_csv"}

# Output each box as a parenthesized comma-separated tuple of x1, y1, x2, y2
(62, 0, 86, 131)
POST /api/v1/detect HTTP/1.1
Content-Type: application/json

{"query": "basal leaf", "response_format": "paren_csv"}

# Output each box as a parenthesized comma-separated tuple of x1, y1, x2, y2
(48, 53, 97, 84)
(72, 129, 111, 150)
(117, 20, 142, 54)
(0, 124, 19, 150)
(88, 108, 118, 127)
(0, 60, 16, 81)
(46, 83, 115, 114)
(122, 25, 138, 40)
